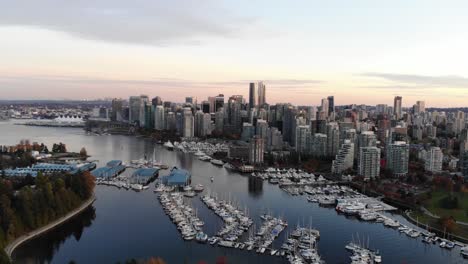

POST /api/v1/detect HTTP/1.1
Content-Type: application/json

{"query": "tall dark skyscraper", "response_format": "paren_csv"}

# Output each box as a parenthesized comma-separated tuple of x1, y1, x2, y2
(394, 96, 402, 119)
(327, 96, 335, 114)
(258, 81, 266, 107)
(249, 83, 257, 109)
(111, 98, 123, 122)
(151, 96, 163, 106)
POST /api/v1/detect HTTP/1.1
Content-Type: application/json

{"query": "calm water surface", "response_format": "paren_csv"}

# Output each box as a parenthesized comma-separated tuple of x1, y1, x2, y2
(1, 121, 464, 264)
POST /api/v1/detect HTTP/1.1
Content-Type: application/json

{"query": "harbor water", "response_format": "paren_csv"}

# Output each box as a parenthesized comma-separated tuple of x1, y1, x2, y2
(1, 120, 464, 264)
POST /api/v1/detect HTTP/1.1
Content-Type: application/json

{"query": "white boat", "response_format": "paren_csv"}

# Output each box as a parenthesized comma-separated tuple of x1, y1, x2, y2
(163, 141, 174, 150)
(131, 184, 143, 191)
(194, 150, 206, 157)
(210, 159, 224, 166)
(198, 155, 212, 161)
(183, 185, 193, 192)
(193, 184, 204, 192)
(461, 246, 468, 258)
(184, 191, 196, 197)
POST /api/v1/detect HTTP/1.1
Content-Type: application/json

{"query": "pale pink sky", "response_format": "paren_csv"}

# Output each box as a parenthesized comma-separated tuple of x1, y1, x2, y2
(1, 1, 468, 107)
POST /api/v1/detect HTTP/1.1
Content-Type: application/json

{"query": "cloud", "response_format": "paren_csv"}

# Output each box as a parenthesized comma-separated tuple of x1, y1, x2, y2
(361, 72, 468, 88)
(0, 75, 322, 88)
(0, 0, 252, 45)
(0, 74, 325, 100)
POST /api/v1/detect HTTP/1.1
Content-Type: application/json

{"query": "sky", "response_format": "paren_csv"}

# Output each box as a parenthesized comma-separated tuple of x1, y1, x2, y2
(1, 0, 468, 107)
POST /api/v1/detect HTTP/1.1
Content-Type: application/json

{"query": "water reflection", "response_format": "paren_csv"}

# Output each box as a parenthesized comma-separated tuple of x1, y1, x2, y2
(248, 175, 263, 197)
(13, 206, 96, 264)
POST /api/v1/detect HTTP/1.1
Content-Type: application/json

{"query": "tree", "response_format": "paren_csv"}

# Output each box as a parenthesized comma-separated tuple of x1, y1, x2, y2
(0, 249, 11, 264)
(438, 216, 456, 233)
(79, 147, 87, 158)
(146, 257, 167, 264)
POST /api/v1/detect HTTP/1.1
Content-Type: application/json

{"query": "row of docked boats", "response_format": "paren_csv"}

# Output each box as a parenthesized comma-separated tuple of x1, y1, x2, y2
(96, 178, 148, 191)
(345, 242, 381, 264)
(201, 193, 253, 242)
(245, 214, 288, 252)
(154, 182, 204, 197)
(253, 170, 328, 185)
(169, 141, 229, 155)
(280, 225, 323, 264)
(158, 192, 208, 242)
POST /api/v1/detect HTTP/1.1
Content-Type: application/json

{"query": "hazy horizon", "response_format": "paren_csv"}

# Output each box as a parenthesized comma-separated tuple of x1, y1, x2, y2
(1, 1, 468, 107)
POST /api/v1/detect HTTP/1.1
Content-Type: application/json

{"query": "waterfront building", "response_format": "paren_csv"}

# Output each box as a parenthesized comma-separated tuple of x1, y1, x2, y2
(358, 147, 381, 179)
(331, 140, 354, 174)
(111, 98, 123, 122)
(215, 110, 224, 134)
(386, 141, 409, 176)
(291, 116, 306, 147)
(295, 125, 310, 154)
(228, 141, 250, 160)
(394, 96, 402, 119)
(175, 112, 183, 135)
(140, 95, 149, 127)
(132, 168, 159, 185)
(166, 112, 176, 131)
(225, 95, 243, 135)
(241, 123, 254, 141)
(202, 113, 212, 136)
(249, 135, 265, 164)
(194, 111, 204, 137)
(356, 131, 377, 163)
(425, 147, 443, 173)
(256, 119, 269, 140)
(310, 133, 327, 158)
(183, 108, 194, 138)
(326, 122, 340, 157)
(267, 127, 283, 151)
(154, 105, 165, 130)
(163, 167, 191, 187)
(129, 96, 143, 125)
(282, 106, 296, 145)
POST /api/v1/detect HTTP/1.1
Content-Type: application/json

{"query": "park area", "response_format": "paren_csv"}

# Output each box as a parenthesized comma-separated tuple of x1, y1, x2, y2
(425, 190, 468, 222)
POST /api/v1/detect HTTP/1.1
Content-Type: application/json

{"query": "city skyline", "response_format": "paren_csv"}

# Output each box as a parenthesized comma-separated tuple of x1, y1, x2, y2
(2, 1, 468, 106)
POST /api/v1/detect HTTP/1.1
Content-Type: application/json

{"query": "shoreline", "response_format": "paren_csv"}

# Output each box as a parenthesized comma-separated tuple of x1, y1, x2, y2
(4, 194, 96, 259)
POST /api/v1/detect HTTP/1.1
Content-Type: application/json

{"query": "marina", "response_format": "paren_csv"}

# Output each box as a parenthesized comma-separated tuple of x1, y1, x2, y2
(4, 122, 466, 264)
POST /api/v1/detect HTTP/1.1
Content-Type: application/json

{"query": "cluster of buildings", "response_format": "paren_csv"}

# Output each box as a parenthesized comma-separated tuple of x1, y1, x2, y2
(98, 83, 468, 180)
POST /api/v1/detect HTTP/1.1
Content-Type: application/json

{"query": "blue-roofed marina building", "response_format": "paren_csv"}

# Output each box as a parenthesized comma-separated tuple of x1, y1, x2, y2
(162, 167, 191, 187)
(2, 162, 97, 177)
(132, 168, 159, 185)
(91, 160, 126, 179)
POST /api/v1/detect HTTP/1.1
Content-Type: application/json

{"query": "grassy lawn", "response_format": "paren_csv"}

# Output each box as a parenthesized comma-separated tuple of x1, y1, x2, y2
(409, 211, 468, 239)
(425, 190, 468, 222)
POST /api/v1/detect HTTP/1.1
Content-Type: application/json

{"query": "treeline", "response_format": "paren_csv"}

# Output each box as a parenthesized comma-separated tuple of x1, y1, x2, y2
(0, 171, 95, 250)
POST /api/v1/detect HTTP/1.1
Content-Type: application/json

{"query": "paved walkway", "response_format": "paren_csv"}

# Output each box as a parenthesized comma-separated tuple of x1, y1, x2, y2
(421, 206, 468, 226)
(4, 195, 96, 259)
